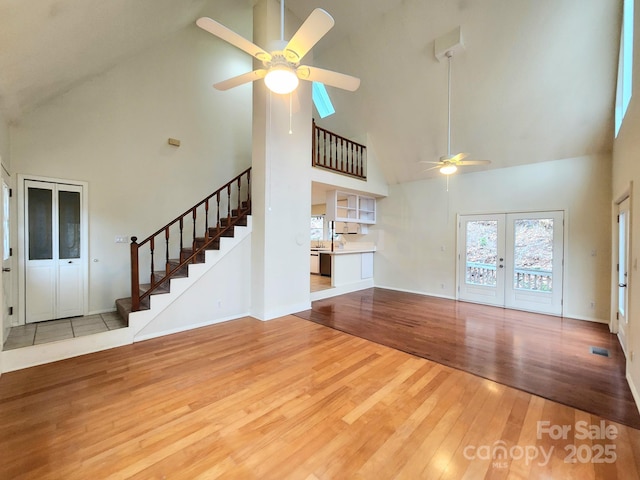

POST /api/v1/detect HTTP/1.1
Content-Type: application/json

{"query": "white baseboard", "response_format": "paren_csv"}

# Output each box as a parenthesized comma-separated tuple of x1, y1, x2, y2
(373, 284, 456, 301)
(1, 328, 132, 373)
(626, 371, 640, 417)
(253, 301, 313, 321)
(310, 279, 374, 302)
(562, 314, 608, 324)
(134, 312, 250, 342)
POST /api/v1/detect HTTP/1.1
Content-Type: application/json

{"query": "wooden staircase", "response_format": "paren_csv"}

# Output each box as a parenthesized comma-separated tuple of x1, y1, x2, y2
(116, 168, 251, 321)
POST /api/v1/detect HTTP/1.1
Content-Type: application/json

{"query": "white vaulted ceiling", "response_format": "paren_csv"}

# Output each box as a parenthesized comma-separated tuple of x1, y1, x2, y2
(0, 0, 621, 184)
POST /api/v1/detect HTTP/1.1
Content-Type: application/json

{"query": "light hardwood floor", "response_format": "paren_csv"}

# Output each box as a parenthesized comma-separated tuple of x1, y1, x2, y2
(0, 315, 639, 479)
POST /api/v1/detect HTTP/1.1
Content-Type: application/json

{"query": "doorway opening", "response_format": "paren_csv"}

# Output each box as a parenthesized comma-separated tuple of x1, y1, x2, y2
(457, 211, 565, 315)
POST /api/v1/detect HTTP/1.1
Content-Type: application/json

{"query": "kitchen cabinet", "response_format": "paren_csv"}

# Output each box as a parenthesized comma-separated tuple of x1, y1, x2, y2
(326, 190, 376, 225)
(361, 252, 374, 279)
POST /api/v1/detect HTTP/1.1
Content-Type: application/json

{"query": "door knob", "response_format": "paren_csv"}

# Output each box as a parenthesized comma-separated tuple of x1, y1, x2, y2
(68, 260, 73, 264)
(619, 283, 627, 288)
(499, 265, 504, 268)
(2, 267, 9, 272)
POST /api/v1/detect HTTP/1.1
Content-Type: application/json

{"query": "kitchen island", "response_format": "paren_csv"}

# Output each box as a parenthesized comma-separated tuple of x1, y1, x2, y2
(311, 244, 376, 300)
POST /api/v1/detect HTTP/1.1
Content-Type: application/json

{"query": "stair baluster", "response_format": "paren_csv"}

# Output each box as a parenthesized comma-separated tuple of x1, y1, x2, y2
(192, 207, 197, 264)
(216, 192, 221, 233)
(165, 226, 170, 276)
(150, 237, 155, 285)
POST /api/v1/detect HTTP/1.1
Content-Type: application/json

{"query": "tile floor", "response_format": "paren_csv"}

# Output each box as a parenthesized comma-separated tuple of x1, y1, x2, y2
(3, 312, 127, 351)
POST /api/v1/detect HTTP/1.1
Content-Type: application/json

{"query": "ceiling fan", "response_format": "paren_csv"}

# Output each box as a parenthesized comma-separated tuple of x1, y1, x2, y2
(196, 2, 360, 95)
(422, 50, 490, 175)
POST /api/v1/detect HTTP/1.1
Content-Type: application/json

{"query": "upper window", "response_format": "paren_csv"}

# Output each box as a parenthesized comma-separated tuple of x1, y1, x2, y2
(615, 0, 634, 137)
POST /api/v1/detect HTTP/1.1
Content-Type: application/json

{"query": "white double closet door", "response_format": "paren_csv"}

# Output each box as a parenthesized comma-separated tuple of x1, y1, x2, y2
(458, 211, 564, 316)
(25, 180, 84, 323)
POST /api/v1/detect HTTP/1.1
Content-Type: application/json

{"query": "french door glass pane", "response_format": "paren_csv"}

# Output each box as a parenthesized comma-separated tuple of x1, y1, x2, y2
(59, 191, 81, 259)
(513, 219, 553, 292)
(465, 220, 498, 286)
(28, 187, 53, 260)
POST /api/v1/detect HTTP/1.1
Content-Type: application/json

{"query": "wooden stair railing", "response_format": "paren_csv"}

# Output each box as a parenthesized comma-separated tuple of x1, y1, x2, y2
(129, 167, 251, 312)
(312, 119, 367, 180)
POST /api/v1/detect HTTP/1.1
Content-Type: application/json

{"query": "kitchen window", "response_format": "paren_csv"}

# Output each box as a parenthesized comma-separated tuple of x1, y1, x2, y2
(311, 216, 324, 241)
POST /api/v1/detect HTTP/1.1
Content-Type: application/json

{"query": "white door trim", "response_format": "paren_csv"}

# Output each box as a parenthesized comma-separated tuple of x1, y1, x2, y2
(17, 174, 89, 325)
(612, 185, 633, 338)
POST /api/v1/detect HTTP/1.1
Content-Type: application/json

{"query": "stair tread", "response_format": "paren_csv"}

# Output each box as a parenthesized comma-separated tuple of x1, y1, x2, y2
(140, 283, 170, 295)
(153, 269, 187, 280)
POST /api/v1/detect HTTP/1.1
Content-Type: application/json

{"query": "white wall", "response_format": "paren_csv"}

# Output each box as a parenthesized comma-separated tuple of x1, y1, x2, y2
(372, 154, 612, 322)
(612, 0, 640, 410)
(9, 4, 253, 318)
(135, 234, 251, 340)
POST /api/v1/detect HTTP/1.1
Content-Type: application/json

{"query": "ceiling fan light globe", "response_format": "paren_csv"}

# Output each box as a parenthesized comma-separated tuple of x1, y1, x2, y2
(264, 66, 299, 94)
(440, 164, 458, 175)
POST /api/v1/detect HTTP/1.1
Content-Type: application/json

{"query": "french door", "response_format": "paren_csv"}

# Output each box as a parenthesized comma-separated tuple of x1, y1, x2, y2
(24, 180, 84, 323)
(617, 197, 630, 355)
(458, 211, 564, 315)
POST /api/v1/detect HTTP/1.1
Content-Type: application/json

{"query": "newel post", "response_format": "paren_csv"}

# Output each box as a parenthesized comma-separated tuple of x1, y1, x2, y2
(130, 236, 140, 312)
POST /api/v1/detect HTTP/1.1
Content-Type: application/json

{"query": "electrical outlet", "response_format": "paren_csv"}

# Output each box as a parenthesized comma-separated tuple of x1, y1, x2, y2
(440, 283, 445, 289)
(590, 301, 595, 309)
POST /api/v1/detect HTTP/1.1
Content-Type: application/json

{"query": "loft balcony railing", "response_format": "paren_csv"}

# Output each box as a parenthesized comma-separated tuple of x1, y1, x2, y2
(312, 119, 366, 180)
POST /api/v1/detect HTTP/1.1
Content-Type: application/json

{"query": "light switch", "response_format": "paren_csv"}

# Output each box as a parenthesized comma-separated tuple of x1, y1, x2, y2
(115, 236, 129, 243)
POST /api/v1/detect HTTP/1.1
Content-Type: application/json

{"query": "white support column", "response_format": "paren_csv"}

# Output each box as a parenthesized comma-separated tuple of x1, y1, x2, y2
(251, 0, 312, 320)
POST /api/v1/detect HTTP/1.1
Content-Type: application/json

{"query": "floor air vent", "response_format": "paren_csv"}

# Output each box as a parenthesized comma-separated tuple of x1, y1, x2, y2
(590, 346, 610, 357)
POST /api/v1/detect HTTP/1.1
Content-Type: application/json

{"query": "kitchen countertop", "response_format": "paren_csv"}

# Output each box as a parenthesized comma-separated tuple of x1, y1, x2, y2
(311, 247, 376, 255)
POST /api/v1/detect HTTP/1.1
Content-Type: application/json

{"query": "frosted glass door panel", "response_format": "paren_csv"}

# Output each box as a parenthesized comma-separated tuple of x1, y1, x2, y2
(58, 190, 81, 259)
(28, 187, 53, 260)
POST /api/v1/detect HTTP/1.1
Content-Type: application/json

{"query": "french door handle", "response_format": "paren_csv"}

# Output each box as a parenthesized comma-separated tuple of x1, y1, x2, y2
(619, 283, 627, 288)
(2, 267, 9, 272)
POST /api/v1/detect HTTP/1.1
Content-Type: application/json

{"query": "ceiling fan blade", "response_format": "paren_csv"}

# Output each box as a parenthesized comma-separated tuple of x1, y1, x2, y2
(213, 69, 267, 91)
(418, 160, 443, 165)
(297, 66, 360, 91)
(284, 8, 335, 62)
(421, 165, 442, 172)
(458, 160, 492, 166)
(450, 152, 468, 163)
(196, 17, 271, 62)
